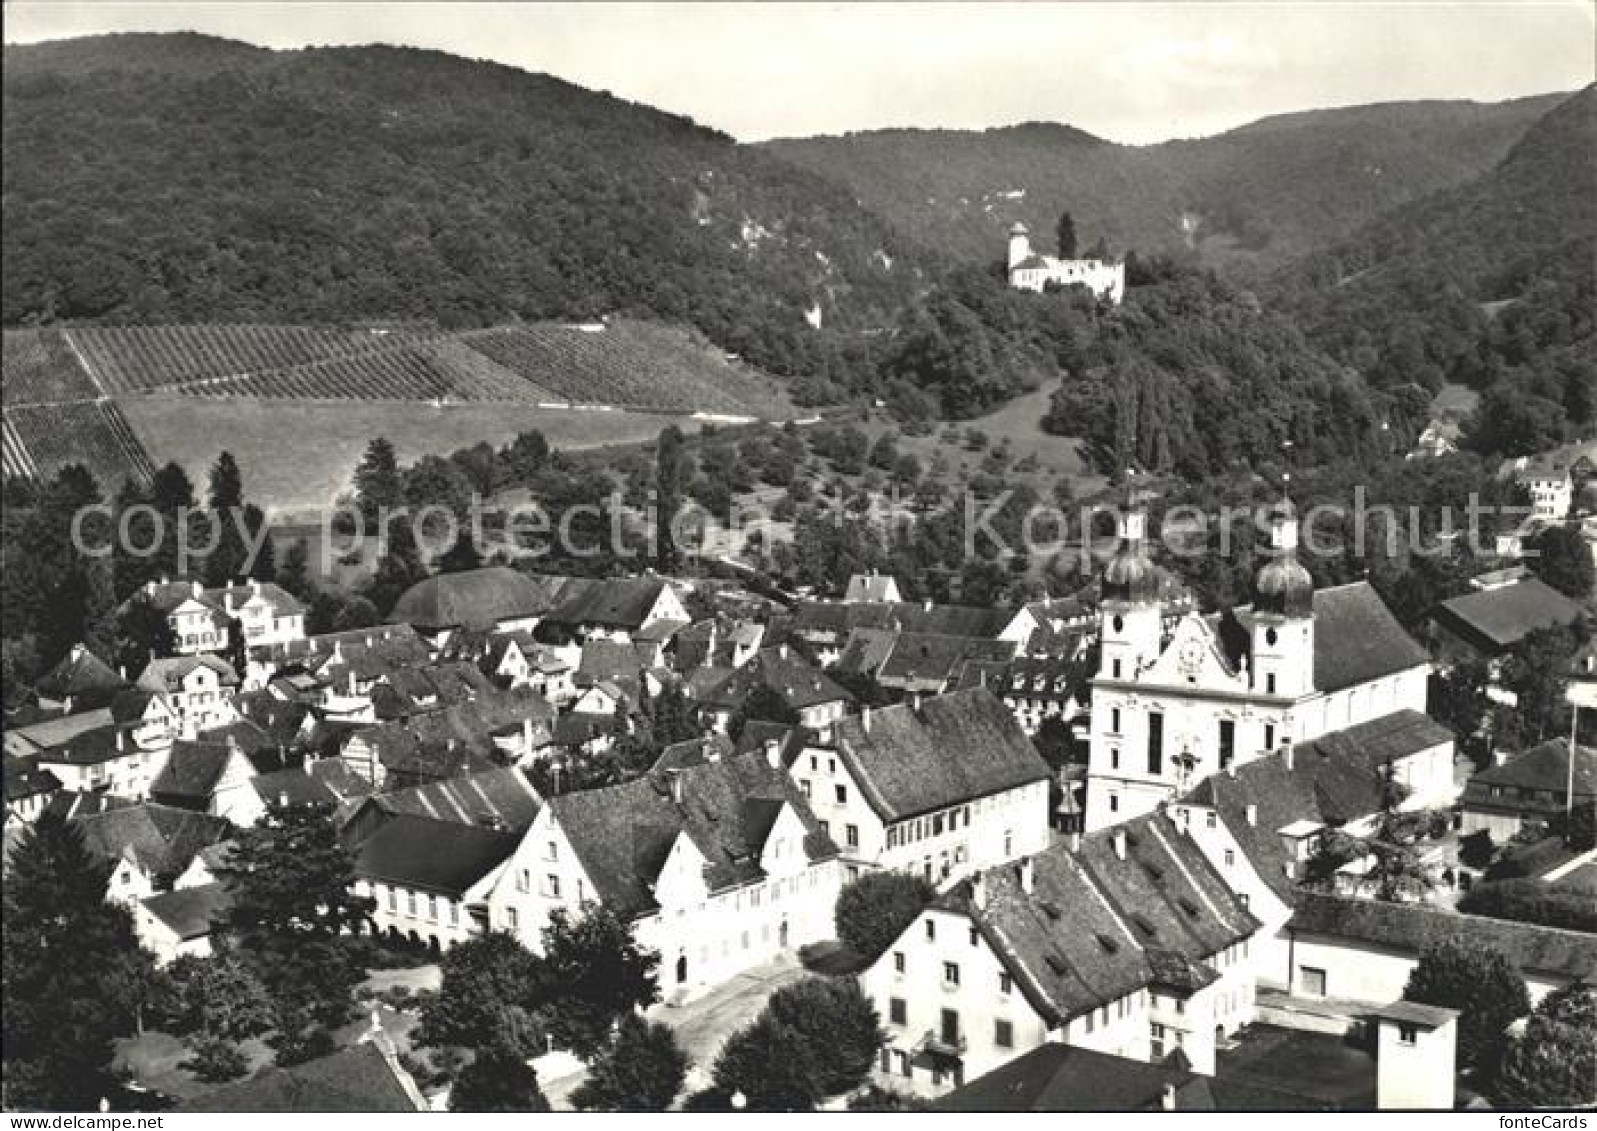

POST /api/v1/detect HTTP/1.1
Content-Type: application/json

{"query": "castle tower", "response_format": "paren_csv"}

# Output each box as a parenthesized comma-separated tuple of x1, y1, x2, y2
(1097, 504, 1163, 683)
(1249, 501, 1315, 702)
(1007, 222, 1032, 271)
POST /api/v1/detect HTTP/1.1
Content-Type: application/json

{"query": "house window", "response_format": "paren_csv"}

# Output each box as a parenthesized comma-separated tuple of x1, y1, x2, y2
(1264, 723, 1276, 750)
(546, 841, 558, 861)
(506, 907, 519, 931)
(1111, 707, 1121, 733)
(943, 962, 960, 988)
(1147, 712, 1164, 775)
(835, 784, 848, 804)
(1109, 794, 1120, 813)
(896, 1049, 911, 1077)
(1223, 849, 1235, 868)
(969, 926, 979, 947)
(940, 1008, 960, 1046)
(1206, 812, 1217, 828)
(1112, 659, 1122, 679)
(544, 874, 561, 898)
(994, 1019, 1014, 1048)
(846, 824, 859, 848)
(1398, 1023, 1418, 1046)
(517, 869, 531, 893)
(800, 780, 811, 798)
(1004, 829, 1013, 856)
(889, 997, 907, 1025)
(1266, 673, 1277, 696)
(1111, 749, 1120, 770)
(407, 892, 417, 917)
(925, 919, 936, 942)
(1219, 720, 1235, 769)
(1299, 967, 1326, 997)
(893, 950, 906, 974)
(999, 972, 1012, 995)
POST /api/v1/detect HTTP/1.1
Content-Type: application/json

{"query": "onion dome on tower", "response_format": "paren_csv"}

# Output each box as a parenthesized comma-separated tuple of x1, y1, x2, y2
(1254, 501, 1313, 618)
(1101, 504, 1160, 605)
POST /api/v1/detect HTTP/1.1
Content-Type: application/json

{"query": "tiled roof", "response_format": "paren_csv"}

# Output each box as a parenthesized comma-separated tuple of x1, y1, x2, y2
(35, 723, 142, 766)
(546, 748, 837, 919)
(875, 632, 1018, 689)
(546, 576, 671, 631)
(368, 766, 542, 832)
(354, 811, 520, 895)
(3, 753, 60, 802)
(352, 688, 555, 780)
(140, 882, 231, 940)
(136, 654, 239, 692)
(179, 1041, 427, 1112)
(652, 733, 737, 772)
(150, 739, 242, 800)
(3, 706, 115, 756)
(251, 760, 372, 808)
(790, 599, 1015, 643)
(1290, 892, 1597, 980)
(831, 688, 1050, 822)
(109, 687, 166, 725)
(946, 811, 1258, 1027)
(695, 646, 852, 712)
(388, 566, 564, 631)
(843, 574, 901, 603)
(41, 790, 138, 821)
(935, 1042, 1207, 1112)
(72, 803, 234, 879)
(35, 645, 127, 706)
(1432, 578, 1586, 654)
(1223, 582, 1429, 693)
(1462, 740, 1597, 814)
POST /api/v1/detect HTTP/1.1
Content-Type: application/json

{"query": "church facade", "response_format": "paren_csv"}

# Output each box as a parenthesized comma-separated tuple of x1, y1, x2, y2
(1083, 505, 1433, 831)
(1006, 222, 1126, 304)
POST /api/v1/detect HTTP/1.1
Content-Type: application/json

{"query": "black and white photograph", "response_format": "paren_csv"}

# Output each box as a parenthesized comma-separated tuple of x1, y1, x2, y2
(1, 0, 1593, 1115)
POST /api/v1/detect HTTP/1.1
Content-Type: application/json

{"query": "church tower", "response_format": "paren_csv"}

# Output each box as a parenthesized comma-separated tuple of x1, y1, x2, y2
(1097, 504, 1163, 683)
(1007, 222, 1032, 271)
(1249, 501, 1315, 700)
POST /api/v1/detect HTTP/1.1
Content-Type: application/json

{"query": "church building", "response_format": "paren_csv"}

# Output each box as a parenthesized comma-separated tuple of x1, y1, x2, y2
(1083, 503, 1433, 830)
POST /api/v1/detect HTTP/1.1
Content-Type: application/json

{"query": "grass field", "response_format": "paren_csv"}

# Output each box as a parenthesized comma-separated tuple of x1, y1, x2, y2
(121, 395, 707, 516)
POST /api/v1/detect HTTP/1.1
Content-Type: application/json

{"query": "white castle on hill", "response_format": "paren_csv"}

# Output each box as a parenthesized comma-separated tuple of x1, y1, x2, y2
(1007, 222, 1125, 304)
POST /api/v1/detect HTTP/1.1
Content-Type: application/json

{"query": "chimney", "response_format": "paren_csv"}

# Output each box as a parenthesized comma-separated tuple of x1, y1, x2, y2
(144, 580, 156, 597)
(64, 695, 74, 714)
(1245, 803, 1258, 828)
(251, 579, 261, 596)
(521, 716, 533, 750)
(1283, 736, 1294, 771)
(192, 579, 203, 598)
(763, 737, 782, 770)
(1019, 857, 1035, 894)
(279, 791, 290, 807)
(912, 691, 923, 711)
(667, 768, 685, 805)
(923, 599, 933, 613)
(1161, 1084, 1177, 1112)
(862, 706, 872, 733)
(778, 643, 789, 660)
(1068, 830, 1082, 852)
(971, 870, 988, 910)
(1112, 828, 1127, 861)
(115, 728, 125, 753)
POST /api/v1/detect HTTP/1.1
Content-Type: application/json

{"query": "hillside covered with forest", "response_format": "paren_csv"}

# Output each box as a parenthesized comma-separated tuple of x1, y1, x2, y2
(762, 94, 1569, 276)
(0, 33, 933, 399)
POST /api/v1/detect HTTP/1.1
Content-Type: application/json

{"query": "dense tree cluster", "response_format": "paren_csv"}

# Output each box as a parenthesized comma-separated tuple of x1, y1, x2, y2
(1402, 938, 1530, 1076)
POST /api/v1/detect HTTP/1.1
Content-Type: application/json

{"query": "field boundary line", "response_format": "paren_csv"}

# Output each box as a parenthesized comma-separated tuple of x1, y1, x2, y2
(60, 328, 112, 400)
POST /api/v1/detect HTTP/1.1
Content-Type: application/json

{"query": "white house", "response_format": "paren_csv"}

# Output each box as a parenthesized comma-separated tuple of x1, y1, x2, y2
(860, 810, 1261, 1097)
(1006, 222, 1126, 303)
(35, 722, 173, 800)
(149, 737, 264, 826)
(137, 655, 240, 739)
(353, 813, 521, 952)
(1285, 892, 1597, 1007)
(134, 883, 231, 965)
(486, 744, 842, 1002)
(1084, 504, 1432, 831)
(137, 578, 306, 656)
(791, 688, 1052, 885)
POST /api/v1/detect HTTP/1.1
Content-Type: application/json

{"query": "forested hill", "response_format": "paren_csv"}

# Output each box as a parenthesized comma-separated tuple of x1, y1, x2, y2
(1, 34, 933, 391)
(1273, 86, 1596, 457)
(762, 94, 1569, 275)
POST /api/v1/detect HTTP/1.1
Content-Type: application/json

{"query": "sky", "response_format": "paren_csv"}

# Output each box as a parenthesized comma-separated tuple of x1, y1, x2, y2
(4, 2, 1593, 143)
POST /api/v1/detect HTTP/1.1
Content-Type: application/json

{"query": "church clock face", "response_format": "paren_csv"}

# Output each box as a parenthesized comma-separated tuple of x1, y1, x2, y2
(1177, 638, 1205, 678)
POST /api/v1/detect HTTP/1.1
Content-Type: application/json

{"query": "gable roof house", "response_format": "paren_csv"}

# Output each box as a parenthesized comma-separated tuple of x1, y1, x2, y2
(339, 690, 555, 789)
(387, 566, 567, 641)
(1287, 892, 1597, 1005)
(691, 645, 854, 738)
(1461, 739, 1597, 841)
(1428, 576, 1586, 668)
(133, 577, 306, 656)
(792, 687, 1052, 883)
(862, 810, 1261, 1094)
(136, 654, 240, 738)
(34, 717, 174, 800)
(354, 812, 523, 951)
(149, 736, 263, 826)
(540, 575, 689, 643)
(33, 643, 129, 713)
(134, 881, 232, 964)
(3, 754, 61, 823)
(488, 745, 841, 1001)
(71, 802, 234, 905)
(179, 1032, 428, 1112)
(339, 765, 542, 849)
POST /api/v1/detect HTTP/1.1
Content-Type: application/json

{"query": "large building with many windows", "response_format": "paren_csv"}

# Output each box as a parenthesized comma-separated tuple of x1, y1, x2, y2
(1084, 504, 1432, 830)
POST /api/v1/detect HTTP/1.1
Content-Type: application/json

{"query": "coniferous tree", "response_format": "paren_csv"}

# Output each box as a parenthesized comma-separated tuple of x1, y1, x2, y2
(276, 538, 314, 600)
(1404, 938, 1530, 1074)
(1055, 211, 1078, 259)
(213, 801, 374, 1046)
(1495, 982, 1597, 1107)
(354, 437, 404, 533)
(2, 812, 157, 1110)
(448, 1044, 550, 1112)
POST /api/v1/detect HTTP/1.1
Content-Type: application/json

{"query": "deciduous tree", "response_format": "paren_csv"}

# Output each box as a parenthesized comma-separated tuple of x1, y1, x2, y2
(1403, 938, 1530, 1073)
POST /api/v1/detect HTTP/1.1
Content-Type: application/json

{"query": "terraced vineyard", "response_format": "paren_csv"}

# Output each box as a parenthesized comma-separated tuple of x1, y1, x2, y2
(2, 400, 156, 487)
(2, 328, 102, 404)
(173, 338, 548, 403)
(68, 324, 438, 394)
(459, 320, 791, 416)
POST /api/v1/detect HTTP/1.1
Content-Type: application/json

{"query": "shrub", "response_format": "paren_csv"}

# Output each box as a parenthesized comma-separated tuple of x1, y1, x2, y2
(1404, 938, 1530, 1073)
(571, 1014, 689, 1112)
(1457, 878, 1597, 932)
(182, 1035, 250, 1083)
